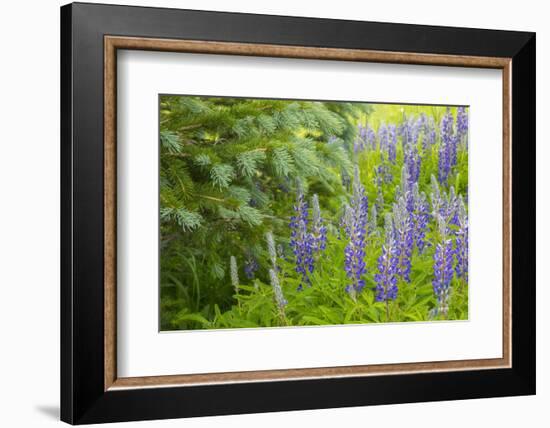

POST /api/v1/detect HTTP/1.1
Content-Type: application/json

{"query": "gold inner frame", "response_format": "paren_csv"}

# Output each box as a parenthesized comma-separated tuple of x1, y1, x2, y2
(104, 35, 512, 391)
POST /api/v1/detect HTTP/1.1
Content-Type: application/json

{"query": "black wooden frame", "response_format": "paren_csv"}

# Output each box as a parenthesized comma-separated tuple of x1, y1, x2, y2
(61, 2, 536, 424)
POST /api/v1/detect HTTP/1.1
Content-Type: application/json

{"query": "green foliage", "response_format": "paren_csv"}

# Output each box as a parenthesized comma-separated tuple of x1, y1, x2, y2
(159, 95, 368, 329)
(159, 95, 468, 331)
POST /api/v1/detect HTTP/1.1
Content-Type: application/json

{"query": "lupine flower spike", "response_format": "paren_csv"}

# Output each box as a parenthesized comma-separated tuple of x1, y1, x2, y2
(369, 204, 378, 236)
(432, 214, 455, 317)
(455, 196, 468, 282)
(289, 190, 315, 289)
(374, 213, 399, 320)
(378, 124, 389, 153)
(344, 167, 369, 300)
(244, 255, 259, 279)
(230, 255, 239, 295)
(387, 124, 397, 163)
(393, 196, 414, 283)
(439, 109, 460, 184)
(265, 231, 278, 270)
(456, 106, 469, 148)
(412, 183, 430, 253)
(311, 194, 327, 252)
(269, 268, 288, 321)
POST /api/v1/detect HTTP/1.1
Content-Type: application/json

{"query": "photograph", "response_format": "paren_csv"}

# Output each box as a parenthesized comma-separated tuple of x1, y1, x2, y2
(159, 95, 469, 331)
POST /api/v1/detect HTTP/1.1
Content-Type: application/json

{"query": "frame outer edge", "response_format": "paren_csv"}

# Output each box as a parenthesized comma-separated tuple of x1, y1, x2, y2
(63, 3, 536, 423)
(60, 3, 75, 424)
(510, 33, 536, 392)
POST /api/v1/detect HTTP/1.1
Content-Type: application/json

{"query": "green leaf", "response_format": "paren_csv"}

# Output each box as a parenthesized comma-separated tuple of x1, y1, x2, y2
(210, 163, 235, 189)
(160, 130, 181, 153)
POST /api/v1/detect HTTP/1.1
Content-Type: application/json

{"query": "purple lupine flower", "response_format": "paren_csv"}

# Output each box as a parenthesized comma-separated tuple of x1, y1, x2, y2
(244, 255, 259, 279)
(438, 185, 459, 230)
(378, 124, 389, 152)
(417, 113, 429, 132)
(311, 194, 327, 252)
(456, 106, 469, 147)
(437, 140, 451, 185)
(446, 186, 460, 227)
(269, 268, 288, 310)
(366, 125, 377, 150)
(400, 117, 422, 187)
(399, 116, 421, 148)
(430, 176, 459, 233)
(413, 116, 423, 144)
(404, 143, 421, 187)
(376, 163, 393, 185)
(354, 123, 367, 153)
(387, 124, 397, 163)
(412, 183, 430, 253)
(421, 114, 437, 151)
(374, 213, 399, 303)
(455, 196, 468, 281)
(432, 214, 455, 317)
(438, 110, 455, 184)
(430, 174, 443, 216)
(338, 203, 353, 240)
(393, 196, 414, 283)
(398, 165, 414, 215)
(229, 256, 239, 293)
(344, 167, 369, 300)
(289, 190, 315, 288)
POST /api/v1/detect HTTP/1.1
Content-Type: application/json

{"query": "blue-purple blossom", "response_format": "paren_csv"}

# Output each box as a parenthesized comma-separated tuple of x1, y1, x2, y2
(400, 117, 422, 187)
(412, 183, 430, 253)
(366, 125, 377, 149)
(289, 191, 315, 288)
(244, 255, 259, 279)
(311, 194, 327, 252)
(432, 215, 455, 316)
(437, 185, 459, 230)
(378, 124, 389, 152)
(430, 176, 459, 234)
(456, 106, 469, 146)
(374, 213, 399, 303)
(354, 123, 376, 152)
(438, 109, 459, 184)
(338, 203, 353, 240)
(398, 165, 414, 214)
(404, 143, 421, 187)
(387, 125, 397, 163)
(393, 196, 414, 283)
(376, 163, 393, 185)
(399, 116, 421, 149)
(354, 124, 367, 153)
(344, 167, 369, 299)
(421, 114, 436, 151)
(455, 196, 468, 281)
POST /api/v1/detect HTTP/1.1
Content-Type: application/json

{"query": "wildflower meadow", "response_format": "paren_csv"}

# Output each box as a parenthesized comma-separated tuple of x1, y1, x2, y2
(159, 95, 469, 330)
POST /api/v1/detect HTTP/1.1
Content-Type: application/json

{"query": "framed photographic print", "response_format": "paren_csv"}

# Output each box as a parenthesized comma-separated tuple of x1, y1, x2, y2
(60, 2, 536, 425)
